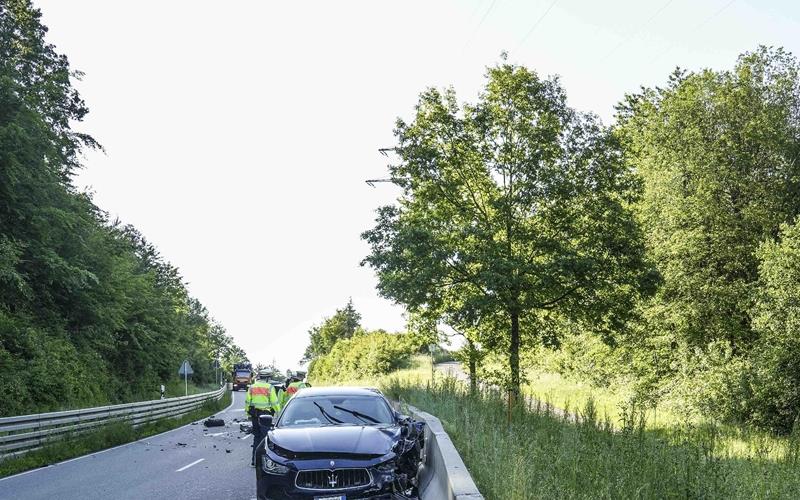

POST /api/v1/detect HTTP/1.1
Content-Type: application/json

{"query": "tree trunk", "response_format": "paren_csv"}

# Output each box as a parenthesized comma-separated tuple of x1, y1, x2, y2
(467, 339, 477, 395)
(509, 310, 520, 398)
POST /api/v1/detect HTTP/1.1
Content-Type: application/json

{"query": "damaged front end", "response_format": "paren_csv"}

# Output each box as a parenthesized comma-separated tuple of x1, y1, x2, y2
(382, 416, 427, 498)
(256, 418, 426, 499)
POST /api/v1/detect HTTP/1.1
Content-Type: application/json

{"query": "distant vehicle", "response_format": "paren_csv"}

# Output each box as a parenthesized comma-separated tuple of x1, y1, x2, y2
(254, 386, 425, 500)
(232, 362, 252, 391)
(266, 371, 286, 392)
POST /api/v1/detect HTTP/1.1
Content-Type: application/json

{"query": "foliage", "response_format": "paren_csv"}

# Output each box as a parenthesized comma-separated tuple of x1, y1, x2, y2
(615, 46, 800, 431)
(301, 298, 361, 363)
(309, 329, 422, 381)
(745, 220, 800, 433)
(0, 0, 245, 416)
(362, 60, 655, 394)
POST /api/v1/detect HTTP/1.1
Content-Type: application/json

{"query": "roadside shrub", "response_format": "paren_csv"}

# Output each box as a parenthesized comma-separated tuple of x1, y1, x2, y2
(310, 330, 420, 381)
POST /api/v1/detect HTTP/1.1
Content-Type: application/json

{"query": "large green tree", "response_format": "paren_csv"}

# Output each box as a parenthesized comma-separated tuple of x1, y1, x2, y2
(362, 61, 654, 395)
(616, 47, 800, 359)
(0, 0, 246, 415)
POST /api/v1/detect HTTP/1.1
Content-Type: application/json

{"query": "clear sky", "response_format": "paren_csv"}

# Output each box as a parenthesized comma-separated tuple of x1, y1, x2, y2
(35, 0, 800, 370)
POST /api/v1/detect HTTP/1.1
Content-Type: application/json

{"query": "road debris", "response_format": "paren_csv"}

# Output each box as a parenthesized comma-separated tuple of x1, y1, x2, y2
(204, 418, 225, 427)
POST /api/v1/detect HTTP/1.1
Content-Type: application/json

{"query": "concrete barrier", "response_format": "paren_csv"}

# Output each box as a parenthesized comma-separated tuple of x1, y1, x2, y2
(394, 402, 484, 500)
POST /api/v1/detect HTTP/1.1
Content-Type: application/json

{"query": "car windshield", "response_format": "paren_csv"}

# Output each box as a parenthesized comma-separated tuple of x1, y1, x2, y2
(278, 395, 394, 427)
(235, 370, 250, 377)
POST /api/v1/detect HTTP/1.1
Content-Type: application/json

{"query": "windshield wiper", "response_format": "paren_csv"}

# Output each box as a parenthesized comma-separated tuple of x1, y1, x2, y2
(314, 402, 344, 424)
(333, 405, 380, 424)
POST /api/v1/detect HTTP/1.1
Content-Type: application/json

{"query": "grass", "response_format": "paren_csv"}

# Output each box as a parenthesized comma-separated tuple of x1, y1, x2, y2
(0, 389, 231, 478)
(522, 367, 795, 462)
(314, 362, 800, 499)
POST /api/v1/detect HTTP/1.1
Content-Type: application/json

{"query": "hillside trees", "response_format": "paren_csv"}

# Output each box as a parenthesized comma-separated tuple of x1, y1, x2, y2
(0, 0, 245, 415)
(362, 62, 655, 396)
(616, 47, 800, 426)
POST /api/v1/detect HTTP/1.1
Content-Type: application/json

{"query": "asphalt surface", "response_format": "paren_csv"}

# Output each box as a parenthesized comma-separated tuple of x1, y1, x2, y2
(0, 391, 257, 500)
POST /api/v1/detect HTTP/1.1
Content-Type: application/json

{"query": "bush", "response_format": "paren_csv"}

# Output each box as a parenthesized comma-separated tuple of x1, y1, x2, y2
(309, 330, 421, 381)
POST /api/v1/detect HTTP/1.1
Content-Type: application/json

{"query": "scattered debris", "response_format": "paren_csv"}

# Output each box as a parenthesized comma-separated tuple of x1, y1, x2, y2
(225, 449, 231, 453)
(239, 422, 252, 434)
(204, 418, 225, 427)
(177, 442, 187, 446)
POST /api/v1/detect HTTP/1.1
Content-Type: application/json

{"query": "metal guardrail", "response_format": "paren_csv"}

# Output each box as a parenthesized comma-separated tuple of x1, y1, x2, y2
(0, 386, 225, 460)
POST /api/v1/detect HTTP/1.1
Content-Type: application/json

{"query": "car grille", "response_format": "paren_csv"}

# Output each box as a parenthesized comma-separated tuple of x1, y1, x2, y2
(295, 468, 371, 490)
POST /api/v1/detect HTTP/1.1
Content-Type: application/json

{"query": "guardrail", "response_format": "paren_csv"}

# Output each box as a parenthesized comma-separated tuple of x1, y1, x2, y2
(394, 402, 484, 500)
(0, 387, 225, 461)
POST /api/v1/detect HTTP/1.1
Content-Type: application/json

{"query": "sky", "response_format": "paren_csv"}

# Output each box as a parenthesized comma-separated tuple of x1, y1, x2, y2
(35, 0, 800, 370)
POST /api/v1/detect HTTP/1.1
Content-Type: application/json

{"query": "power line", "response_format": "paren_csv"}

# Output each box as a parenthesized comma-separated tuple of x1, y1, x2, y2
(601, 0, 675, 62)
(514, 0, 560, 53)
(462, 0, 499, 52)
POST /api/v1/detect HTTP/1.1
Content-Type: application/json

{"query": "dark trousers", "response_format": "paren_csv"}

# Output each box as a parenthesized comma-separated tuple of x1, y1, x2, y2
(250, 409, 271, 464)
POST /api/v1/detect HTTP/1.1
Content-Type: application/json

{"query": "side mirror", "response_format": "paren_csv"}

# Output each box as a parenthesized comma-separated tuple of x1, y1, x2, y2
(259, 414, 274, 430)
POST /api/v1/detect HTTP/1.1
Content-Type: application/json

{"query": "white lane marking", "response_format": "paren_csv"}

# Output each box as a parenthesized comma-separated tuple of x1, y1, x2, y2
(176, 458, 205, 472)
(0, 390, 241, 483)
(239, 434, 251, 440)
(205, 432, 226, 437)
(231, 408, 245, 412)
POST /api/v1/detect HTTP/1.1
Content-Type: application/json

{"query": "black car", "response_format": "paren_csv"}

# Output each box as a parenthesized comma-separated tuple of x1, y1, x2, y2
(254, 387, 425, 500)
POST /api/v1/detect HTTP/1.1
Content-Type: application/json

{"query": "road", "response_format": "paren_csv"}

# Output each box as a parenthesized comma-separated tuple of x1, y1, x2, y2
(435, 361, 469, 382)
(0, 391, 257, 500)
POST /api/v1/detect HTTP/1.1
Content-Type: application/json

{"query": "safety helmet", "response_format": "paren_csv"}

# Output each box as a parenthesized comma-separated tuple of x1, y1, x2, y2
(257, 370, 271, 380)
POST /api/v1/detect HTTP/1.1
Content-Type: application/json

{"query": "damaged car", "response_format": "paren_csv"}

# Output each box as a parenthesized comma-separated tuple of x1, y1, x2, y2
(254, 386, 425, 500)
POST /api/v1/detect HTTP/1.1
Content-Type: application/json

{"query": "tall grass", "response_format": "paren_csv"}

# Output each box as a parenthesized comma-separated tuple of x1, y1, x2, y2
(378, 373, 800, 499)
(314, 359, 800, 497)
(522, 368, 795, 462)
(0, 390, 231, 478)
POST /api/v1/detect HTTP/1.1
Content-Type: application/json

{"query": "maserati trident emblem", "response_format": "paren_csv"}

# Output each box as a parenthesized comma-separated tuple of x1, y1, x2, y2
(328, 472, 338, 488)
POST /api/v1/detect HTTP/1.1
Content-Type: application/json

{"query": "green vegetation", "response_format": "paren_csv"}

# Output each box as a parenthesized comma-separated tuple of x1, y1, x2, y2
(311, 329, 421, 381)
(361, 59, 654, 396)
(316, 360, 800, 498)
(360, 46, 800, 438)
(0, 390, 231, 478)
(385, 377, 800, 500)
(305, 301, 426, 381)
(0, 1, 247, 417)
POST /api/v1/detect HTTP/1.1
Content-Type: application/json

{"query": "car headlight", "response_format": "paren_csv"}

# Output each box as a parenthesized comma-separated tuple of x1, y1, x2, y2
(261, 455, 290, 475)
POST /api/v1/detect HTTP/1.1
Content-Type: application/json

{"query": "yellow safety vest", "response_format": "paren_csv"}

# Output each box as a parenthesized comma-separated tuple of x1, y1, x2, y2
(245, 380, 279, 413)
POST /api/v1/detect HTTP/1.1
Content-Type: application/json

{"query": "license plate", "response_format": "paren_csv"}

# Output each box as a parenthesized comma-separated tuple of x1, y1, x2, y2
(314, 496, 345, 500)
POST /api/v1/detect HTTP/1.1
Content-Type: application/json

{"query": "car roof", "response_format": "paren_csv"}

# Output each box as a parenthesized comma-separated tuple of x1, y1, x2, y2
(292, 386, 384, 398)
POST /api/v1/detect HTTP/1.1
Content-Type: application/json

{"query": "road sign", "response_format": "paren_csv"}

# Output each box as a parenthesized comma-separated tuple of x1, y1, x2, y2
(178, 360, 193, 376)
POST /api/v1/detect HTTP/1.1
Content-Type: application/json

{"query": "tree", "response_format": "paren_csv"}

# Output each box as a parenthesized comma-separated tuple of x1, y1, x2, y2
(301, 299, 361, 363)
(0, 1, 249, 414)
(362, 61, 654, 395)
(616, 47, 800, 356)
(746, 220, 800, 433)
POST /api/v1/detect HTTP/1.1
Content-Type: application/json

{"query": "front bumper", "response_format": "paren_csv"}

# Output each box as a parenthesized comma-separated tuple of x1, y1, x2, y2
(255, 452, 399, 500)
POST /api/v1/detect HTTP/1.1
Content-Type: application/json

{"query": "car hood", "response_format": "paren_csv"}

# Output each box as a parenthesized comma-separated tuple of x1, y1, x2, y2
(269, 425, 397, 456)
